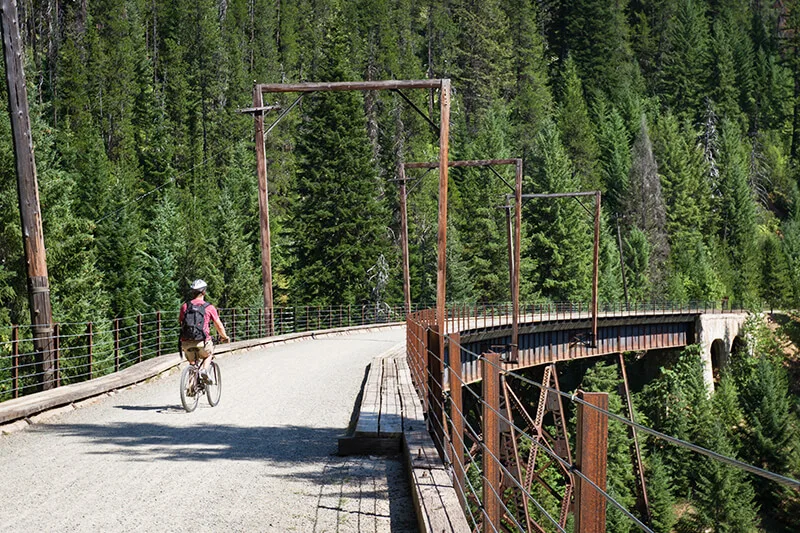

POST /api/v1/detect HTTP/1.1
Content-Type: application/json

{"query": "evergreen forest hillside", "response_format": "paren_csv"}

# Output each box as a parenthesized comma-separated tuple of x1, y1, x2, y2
(1, 0, 799, 325)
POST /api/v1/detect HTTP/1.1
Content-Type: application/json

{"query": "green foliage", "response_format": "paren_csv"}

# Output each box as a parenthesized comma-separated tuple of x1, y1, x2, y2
(526, 121, 593, 301)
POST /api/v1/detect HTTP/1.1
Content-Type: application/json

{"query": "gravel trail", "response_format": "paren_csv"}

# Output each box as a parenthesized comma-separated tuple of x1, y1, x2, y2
(0, 327, 417, 533)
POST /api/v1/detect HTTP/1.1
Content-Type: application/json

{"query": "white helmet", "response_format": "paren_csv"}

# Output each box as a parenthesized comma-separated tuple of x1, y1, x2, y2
(190, 279, 208, 292)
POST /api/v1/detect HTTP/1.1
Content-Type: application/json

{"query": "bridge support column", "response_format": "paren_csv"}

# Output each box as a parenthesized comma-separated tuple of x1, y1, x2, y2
(694, 314, 748, 392)
(575, 391, 608, 533)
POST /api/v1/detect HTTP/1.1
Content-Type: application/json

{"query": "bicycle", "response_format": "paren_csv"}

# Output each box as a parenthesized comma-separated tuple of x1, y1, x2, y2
(179, 355, 222, 412)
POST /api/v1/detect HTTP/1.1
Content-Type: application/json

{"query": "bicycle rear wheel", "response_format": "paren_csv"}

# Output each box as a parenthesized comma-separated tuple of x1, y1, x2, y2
(205, 361, 222, 407)
(180, 365, 200, 412)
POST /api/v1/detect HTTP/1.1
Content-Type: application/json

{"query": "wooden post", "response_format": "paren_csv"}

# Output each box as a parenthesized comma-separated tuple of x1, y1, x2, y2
(114, 318, 120, 372)
(253, 85, 274, 325)
(137, 315, 143, 363)
(448, 333, 466, 510)
(1, 0, 54, 391)
(87, 322, 93, 381)
(482, 351, 501, 532)
(11, 324, 18, 398)
(575, 391, 609, 533)
(427, 325, 444, 454)
(156, 311, 162, 357)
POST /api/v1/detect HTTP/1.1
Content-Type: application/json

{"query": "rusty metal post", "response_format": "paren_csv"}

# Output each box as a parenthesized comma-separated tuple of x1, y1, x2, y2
(512, 159, 522, 362)
(114, 318, 120, 372)
(259, 307, 264, 338)
(137, 315, 143, 363)
(245, 308, 250, 339)
(436, 79, 451, 344)
(1, 0, 54, 390)
(427, 325, 445, 454)
(53, 323, 60, 386)
(591, 191, 601, 347)
(448, 332, 466, 510)
(232, 308, 237, 342)
(156, 311, 162, 357)
(11, 324, 18, 398)
(87, 322, 93, 381)
(482, 350, 501, 532)
(253, 86, 275, 330)
(399, 165, 412, 315)
(575, 391, 609, 533)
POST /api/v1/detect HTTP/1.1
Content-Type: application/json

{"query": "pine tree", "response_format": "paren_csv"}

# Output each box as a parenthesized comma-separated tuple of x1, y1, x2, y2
(645, 452, 676, 533)
(594, 99, 631, 217)
(760, 232, 793, 310)
(557, 56, 600, 191)
(526, 121, 593, 301)
(290, 9, 391, 305)
(716, 119, 759, 304)
(660, 0, 711, 121)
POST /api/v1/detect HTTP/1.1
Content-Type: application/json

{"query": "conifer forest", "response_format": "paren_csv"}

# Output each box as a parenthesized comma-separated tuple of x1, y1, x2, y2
(4, 0, 800, 531)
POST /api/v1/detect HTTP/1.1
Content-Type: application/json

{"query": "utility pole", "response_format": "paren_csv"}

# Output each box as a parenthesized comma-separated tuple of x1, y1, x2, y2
(1, 0, 55, 389)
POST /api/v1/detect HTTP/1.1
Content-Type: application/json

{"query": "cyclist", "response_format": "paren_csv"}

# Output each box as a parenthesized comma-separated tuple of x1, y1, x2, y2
(179, 279, 229, 383)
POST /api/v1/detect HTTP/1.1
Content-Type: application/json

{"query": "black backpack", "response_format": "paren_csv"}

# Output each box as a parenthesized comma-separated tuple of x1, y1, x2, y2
(181, 301, 210, 340)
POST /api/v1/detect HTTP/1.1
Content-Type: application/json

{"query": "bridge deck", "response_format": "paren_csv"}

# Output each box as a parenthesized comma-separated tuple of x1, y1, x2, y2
(0, 327, 418, 532)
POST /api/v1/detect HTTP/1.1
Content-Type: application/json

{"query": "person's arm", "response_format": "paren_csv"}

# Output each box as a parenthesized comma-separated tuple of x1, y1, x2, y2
(211, 308, 229, 341)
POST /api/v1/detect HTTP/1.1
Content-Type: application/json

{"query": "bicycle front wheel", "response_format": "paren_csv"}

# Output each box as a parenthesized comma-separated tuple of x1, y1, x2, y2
(205, 361, 222, 407)
(180, 365, 200, 412)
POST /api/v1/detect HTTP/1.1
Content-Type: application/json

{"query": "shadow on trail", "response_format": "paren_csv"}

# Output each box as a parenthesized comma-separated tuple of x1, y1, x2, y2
(37, 422, 346, 464)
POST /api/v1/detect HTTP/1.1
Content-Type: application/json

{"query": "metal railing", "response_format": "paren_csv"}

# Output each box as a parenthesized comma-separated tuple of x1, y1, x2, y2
(406, 301, 796, 532)
(0, 302, 420, 403)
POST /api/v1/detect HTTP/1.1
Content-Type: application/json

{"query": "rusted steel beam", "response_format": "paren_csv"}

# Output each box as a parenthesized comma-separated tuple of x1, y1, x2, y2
(404, 158, 521, 169)
(253, 86, 275, 334)
(513, 159, 522, 362)
(448, 332, 466, 510)
(11, 324, 18, 398)
(259, 79, 444, 93)
(53, 323, 60, 387)
(592, 192, 601, 346)
(575, 391, 609, 533)
(427, 325, 444, 454)
(156, 311, 162, 357)
(87, 322, 93, 381)
(2, 0, 55, 390)
(520, 191, 598, 200)
(618, 353, 651, 523)
(137, 315, 143, 363)
(483, 351, 501, 532)
(436, 80, 451, 340)
(399, 165, 411, 315)
(114, 318, 120, 372)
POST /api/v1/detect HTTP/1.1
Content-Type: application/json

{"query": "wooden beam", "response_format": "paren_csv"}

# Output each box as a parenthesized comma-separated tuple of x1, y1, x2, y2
(259, 79, 443, 93)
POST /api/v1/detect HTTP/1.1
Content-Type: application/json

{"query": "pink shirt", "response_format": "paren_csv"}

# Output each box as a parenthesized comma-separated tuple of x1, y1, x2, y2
(179, 298, 220, 340)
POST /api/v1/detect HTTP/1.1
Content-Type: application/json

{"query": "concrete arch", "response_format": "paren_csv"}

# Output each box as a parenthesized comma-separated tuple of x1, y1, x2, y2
(710, 339, 726, 384)
(695, 313, 749, 391)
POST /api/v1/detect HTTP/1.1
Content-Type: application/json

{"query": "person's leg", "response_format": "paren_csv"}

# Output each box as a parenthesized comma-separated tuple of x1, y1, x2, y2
(199, 339, 215, 373)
